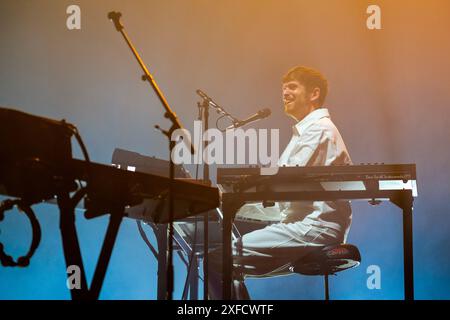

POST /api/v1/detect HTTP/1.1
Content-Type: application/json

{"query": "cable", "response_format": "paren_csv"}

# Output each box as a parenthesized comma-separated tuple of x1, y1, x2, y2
(63, 122, 90, 164)
(181, 220, 199, 300)
(215, 115, 230, 133)
(136, 220, 158, 258)
(64, 123, 91, 194)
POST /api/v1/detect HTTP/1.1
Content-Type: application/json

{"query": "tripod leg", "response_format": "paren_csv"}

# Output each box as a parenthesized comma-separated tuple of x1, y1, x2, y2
(89, 212, 123, 299)
(402, 197, 414, 300)
(324, 274, 329, 300)
(156, 224, 168, 300)
(58, 193, 89, 300)
(189, 256, 199, 300)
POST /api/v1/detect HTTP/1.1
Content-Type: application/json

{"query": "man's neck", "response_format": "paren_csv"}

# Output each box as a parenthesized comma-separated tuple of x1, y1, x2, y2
(290, 105, 319, 123)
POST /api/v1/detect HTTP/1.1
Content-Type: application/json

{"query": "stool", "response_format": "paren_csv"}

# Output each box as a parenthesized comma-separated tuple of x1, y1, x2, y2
(290, 244, 361, 300)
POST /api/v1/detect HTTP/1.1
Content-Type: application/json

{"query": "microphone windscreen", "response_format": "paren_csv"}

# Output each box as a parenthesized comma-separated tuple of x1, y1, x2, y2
(260, 108, 272, 117)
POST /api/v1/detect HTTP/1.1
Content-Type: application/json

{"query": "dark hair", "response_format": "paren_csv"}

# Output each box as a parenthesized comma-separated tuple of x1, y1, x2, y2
(282, 66, 328, 106)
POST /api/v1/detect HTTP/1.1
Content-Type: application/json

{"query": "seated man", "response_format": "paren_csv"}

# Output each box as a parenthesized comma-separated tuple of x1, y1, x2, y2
(209, 65, 353, 299)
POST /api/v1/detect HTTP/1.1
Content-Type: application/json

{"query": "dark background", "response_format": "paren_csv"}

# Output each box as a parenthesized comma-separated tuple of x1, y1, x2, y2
(0, 0, 449, 299)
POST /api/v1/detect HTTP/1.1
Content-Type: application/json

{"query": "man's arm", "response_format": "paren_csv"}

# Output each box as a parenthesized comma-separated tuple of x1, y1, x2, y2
(288, 124, 338, 167)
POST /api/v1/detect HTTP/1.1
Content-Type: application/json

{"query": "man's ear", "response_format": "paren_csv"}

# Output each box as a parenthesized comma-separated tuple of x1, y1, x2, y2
(309, 87, 321, 104)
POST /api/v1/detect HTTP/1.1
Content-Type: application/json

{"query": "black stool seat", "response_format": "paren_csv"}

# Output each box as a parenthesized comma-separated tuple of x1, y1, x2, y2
(290, 244, 361, 300)
(291, 243, 361, 275)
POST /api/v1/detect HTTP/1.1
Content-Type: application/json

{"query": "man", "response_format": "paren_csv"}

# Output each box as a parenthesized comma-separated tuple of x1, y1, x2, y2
(209, 65, 353, 299)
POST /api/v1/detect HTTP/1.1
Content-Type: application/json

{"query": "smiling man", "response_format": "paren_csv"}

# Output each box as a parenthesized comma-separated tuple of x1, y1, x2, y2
(277, 66, 353, 229)
(209, 66, 353, 299)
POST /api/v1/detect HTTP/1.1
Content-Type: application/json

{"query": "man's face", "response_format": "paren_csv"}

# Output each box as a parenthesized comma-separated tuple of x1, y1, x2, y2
(282, 80, 309, 118)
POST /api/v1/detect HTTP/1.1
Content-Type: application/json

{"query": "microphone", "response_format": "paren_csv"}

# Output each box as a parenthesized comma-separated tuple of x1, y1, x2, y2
(107, 11, 123, 32)
(226, 108, 271, 130)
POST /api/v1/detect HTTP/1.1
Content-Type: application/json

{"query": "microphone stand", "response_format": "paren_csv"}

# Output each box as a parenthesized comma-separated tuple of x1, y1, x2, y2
(195, 90, 242, 299)
(197, 97, 210, 300)
(196, 90, 241, 131)
(108, 11, 194, 300)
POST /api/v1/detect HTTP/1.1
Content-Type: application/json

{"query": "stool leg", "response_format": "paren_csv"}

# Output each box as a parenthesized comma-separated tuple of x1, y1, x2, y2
(324, 274, 330, 300)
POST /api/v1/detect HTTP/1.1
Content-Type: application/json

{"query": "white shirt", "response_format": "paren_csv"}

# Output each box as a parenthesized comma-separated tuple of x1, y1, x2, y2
(236, 108, 353, 240)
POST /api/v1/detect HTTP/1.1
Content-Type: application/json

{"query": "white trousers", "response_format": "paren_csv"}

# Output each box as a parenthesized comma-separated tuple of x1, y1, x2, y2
(208, 220, 343, 299)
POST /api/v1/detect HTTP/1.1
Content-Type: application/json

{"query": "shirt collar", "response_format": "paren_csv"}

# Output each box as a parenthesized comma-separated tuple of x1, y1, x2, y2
(293, 108, 330, 136)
